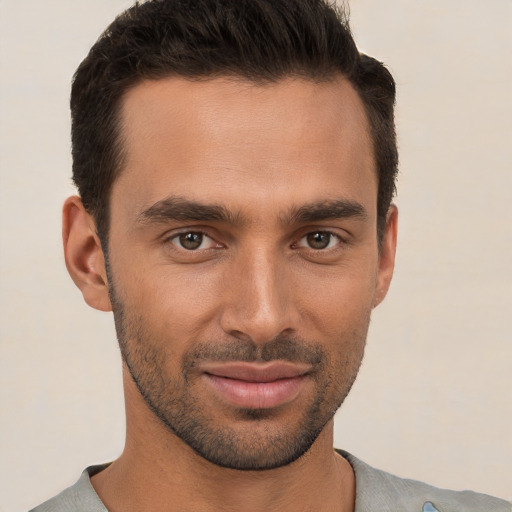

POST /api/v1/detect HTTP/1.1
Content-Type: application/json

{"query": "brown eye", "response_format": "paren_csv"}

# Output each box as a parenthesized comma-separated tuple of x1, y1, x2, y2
(176, 232, 204, 251)
(168, 231, 222, 255)
(296, 231, 340, 250)
(306, 232, 332, 249)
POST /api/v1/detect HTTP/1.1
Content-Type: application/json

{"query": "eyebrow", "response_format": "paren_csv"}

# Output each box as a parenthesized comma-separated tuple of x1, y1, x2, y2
(137, 196, 244, 225)
(137, 196, 367, 227)
(284, 199, 368, 225)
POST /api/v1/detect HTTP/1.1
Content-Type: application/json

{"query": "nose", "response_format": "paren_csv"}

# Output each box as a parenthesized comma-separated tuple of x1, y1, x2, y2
(219, 248, 299, 344)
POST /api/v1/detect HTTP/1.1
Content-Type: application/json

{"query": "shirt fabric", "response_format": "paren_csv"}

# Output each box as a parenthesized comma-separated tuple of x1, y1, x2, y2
(29, 450, 511, 512)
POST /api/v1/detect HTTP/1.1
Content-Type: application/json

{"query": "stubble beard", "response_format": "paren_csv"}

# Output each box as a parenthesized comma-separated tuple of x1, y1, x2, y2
(109, 284, 368, 471)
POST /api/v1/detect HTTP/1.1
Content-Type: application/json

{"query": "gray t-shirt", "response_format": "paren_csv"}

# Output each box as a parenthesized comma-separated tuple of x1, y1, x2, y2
(29, 451, 511, 512)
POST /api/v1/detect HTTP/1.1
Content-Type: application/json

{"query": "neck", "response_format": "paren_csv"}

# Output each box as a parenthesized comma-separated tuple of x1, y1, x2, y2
(91, 369, 355, 512)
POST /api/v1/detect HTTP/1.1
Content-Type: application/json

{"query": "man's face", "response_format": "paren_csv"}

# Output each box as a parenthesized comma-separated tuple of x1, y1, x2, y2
(105, 76, 395, 470)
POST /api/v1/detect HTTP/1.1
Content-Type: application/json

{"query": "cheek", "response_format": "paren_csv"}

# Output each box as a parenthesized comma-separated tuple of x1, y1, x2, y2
(117, 261, 226, 340)
(295, 262, 378, 337)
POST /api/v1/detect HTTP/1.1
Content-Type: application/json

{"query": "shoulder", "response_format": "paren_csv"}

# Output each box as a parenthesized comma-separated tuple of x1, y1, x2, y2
(338, 450, 511, 512)
(29, 465, 109, 512)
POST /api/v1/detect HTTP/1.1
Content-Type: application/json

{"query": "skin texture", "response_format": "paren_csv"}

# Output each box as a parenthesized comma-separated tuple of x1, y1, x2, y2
(63, 76, 397, 512)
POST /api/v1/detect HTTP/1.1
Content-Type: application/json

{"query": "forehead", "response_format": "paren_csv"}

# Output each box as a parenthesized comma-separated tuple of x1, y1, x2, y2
(114, 76, 376, 221)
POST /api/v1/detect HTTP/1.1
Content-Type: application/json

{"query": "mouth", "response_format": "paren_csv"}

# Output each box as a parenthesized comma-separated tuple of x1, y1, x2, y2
(199, 361, 312, 409)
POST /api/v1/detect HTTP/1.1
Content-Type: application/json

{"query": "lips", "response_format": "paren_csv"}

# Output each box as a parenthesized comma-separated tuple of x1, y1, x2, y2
(200, 361, 311, 409)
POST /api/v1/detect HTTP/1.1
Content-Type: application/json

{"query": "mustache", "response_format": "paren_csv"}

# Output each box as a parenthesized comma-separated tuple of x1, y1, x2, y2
(184, 335, 324, 368)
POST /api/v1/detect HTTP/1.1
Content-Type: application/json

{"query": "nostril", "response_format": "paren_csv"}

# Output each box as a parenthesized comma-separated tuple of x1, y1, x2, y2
(226, 329, 254, 343)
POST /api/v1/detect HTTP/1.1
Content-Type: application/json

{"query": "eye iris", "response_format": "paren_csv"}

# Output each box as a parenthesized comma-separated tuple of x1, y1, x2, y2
(307, 232, 330, 249)
(179, 232, 203, 250)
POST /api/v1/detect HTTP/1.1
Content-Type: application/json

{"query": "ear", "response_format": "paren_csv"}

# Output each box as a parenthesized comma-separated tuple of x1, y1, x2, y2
(62, 196, 112, 312)
(373, 205, 398, 308)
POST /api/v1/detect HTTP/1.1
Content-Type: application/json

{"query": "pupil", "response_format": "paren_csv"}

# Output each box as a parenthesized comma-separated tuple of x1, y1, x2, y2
(180, 232, 202, 250)
(308, 232, 330, 249)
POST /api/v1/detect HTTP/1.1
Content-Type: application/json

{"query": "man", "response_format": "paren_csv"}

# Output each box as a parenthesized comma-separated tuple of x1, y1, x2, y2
(30, 0, 510, 511)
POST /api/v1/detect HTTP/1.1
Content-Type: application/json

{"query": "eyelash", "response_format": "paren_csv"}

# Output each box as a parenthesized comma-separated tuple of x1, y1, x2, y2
(165, 229, 346, 253)
(295, 231, 343, 251)
(167, 230, 220, 251)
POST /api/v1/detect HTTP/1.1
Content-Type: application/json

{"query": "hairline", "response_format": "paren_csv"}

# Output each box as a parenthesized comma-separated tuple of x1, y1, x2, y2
(95, 71, 385, 252)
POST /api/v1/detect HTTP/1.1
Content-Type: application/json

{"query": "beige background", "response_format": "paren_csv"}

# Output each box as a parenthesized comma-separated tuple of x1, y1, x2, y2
(1, 1, 511, 510)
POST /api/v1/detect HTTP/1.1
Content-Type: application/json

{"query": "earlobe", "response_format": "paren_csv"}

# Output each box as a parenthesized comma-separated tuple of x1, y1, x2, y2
(62, 196, 112, 312)
(373, 205, 398, 308)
